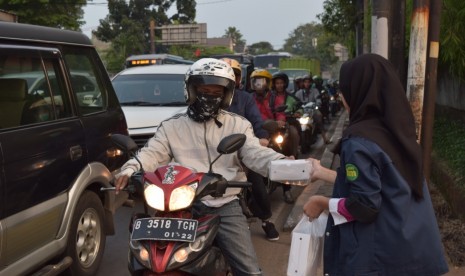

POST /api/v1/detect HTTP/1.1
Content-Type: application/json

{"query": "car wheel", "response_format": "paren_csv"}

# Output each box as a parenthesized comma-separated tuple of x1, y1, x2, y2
(66, 191, 106, 276)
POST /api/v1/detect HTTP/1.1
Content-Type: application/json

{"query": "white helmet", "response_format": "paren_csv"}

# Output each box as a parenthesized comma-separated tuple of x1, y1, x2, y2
(184, 58, 236, 109)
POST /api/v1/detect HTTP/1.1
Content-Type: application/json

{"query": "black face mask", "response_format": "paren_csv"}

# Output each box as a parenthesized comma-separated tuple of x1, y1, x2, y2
(187, 94, 223, 122)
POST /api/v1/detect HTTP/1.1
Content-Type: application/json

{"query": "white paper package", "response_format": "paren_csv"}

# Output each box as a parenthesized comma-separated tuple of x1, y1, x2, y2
(268, 159, 313, 186)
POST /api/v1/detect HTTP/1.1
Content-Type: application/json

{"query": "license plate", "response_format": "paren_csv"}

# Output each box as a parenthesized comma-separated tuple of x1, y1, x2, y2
(131, 218, 198, 242)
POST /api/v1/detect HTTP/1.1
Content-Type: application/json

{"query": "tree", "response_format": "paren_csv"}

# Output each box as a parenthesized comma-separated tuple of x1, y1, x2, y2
(317, 0, 357, 57)
(247, 41, 274, 55)
(103, 17, 147, 73)
(1, 0, 86, 30)
(283, 23, 338, 71)
(223, 26, 246, 53)
(94, 0, 197, 53)
(440, 0, 465, 80)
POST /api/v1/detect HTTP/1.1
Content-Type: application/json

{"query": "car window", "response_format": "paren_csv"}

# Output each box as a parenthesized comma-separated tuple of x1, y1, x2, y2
(112, 74, 186, 106)
(0, 51, 72, 129)
(63, 48, 107, 114)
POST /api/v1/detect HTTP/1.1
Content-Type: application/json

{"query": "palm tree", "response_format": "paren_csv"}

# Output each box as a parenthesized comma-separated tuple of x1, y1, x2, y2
(223, 26, 246, 53)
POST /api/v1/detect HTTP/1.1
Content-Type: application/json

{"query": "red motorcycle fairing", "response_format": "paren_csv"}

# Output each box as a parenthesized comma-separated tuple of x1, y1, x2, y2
(144, 166, 201, 212)
(129, 213, 226, 275)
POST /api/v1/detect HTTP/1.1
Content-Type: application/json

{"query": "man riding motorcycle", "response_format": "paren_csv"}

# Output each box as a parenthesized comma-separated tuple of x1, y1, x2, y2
(222, 58, 280, 241)
(295, 75, 330, 145)
(115, 58, 290, 275)
(313, 75, 330, 123)
(251, 69, 301, 203)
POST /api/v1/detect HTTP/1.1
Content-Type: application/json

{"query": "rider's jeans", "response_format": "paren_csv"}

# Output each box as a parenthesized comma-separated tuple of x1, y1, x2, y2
(193, 199, 262, 276)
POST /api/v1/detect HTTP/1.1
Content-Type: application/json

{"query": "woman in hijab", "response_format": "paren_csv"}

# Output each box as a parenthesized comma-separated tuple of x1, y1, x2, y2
(303, 54, 449, 275)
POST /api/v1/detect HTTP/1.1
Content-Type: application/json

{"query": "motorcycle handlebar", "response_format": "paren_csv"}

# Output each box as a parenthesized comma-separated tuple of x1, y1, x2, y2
(228, 181, 252, 188)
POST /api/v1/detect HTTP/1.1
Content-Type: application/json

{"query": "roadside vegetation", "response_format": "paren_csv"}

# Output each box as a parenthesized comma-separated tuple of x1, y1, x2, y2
(433, 116, 465, 186)
(432, 113, 465, 267)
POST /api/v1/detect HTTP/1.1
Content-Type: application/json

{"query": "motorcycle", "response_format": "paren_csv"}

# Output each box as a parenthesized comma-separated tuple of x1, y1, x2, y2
(329, 92, 342, 117)
(298, 101, 319, 154)
(262, 115, 299, 195)
(319, 89, 331, 123)
(102, 133, 250, 275)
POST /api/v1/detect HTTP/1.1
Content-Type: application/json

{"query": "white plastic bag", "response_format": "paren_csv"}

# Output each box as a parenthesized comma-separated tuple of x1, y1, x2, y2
(287, 213, 328, 276)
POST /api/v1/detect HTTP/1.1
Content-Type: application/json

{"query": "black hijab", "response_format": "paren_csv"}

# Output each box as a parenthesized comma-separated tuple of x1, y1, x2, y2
(339, 54, 424, 199)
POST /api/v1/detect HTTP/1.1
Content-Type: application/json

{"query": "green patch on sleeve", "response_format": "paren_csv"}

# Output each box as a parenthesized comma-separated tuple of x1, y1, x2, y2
(345, 163, 359, 181)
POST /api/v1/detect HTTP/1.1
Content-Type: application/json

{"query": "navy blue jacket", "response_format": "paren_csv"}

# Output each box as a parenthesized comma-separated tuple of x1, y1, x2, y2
(227, 89, 269, 139)
(324, 136, 448, 276)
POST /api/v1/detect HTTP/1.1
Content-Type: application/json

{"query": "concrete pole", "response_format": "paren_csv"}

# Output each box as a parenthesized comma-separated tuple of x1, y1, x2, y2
(371, 0, 390, 58)
(422, 0, 442, 184)
(406, 0, 430, 141)
(150, 19, 156, 54)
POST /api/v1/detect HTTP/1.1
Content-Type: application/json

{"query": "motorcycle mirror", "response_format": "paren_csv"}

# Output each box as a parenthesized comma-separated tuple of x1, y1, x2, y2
(110, 134, 144, 172)
(208, 134, 246, 173)
(262, 120, 279, 133)
(217, 133, 246, 154)
(111, 134, 139, 153)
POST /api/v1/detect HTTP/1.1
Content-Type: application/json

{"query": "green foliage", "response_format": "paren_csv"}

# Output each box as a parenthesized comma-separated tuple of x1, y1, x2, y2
(223, 27, 246, 53)
(433, 116, 465, 186)
(1, 0, 86, 30)
(247, 41, 274, 55)
(94, 0, 196, 73)
(283, 22, 338, 71)
(440, 0, 465, 81)
(94, 0, 196, 53)
(317, 0, 357, 52)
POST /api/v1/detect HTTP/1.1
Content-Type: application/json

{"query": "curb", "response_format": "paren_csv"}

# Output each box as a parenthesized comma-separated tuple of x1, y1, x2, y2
(283, 110, 348, 231)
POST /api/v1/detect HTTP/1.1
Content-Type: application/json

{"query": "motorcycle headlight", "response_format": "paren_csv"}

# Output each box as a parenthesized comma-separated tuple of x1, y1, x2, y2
(299, 116, 309, 125)
(144, 184, 165, 211)
(330, 96, 335, 101)
(275, 134, 284, 144)
(169, 183, 197, 211)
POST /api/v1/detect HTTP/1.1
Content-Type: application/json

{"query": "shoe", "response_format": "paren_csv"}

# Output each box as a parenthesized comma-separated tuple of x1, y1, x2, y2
(262, 221, 279, 241)
(283, 191, 295, 204)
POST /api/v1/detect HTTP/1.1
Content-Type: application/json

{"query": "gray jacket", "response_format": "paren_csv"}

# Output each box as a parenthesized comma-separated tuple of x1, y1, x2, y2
(120, 110, 285, 207)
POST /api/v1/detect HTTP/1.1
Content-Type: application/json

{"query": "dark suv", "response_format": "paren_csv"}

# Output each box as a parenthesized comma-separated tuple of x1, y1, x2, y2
(0, 22, 129, 275)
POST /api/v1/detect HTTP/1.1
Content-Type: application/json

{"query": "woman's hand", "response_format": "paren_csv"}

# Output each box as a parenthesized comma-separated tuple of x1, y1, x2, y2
(307, 158, 322, 182)
(303, 195, 329, 220)
(306, 157, 337, 183)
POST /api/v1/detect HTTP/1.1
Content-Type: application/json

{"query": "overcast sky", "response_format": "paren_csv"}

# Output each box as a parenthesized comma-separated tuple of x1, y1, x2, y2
(83, 0, 325, 49)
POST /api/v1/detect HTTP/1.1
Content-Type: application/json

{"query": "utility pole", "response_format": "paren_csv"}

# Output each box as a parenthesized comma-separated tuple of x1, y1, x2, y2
(355, 0, 364, 56)
(391, 0, 407, 89)
(422, 0, 442, 184)
(371, 0, 390, 59)
(363, 0, 370, 54)
(406, 0, 430, 141)
(150, 19, 156, 54)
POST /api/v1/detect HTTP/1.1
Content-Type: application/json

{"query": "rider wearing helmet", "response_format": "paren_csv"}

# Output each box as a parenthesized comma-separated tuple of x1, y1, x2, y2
(270, 71, 303, 204)
(295, 74, 320, 105)
(312, 75, 324, 91)
(295, 74, 330, 145)
(115, 58, 290, 275)
(250, 69, 274, 120)
(312, 75, 330, 123)
(293, 75, 304, 94)
(222, 58, 280, 241)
